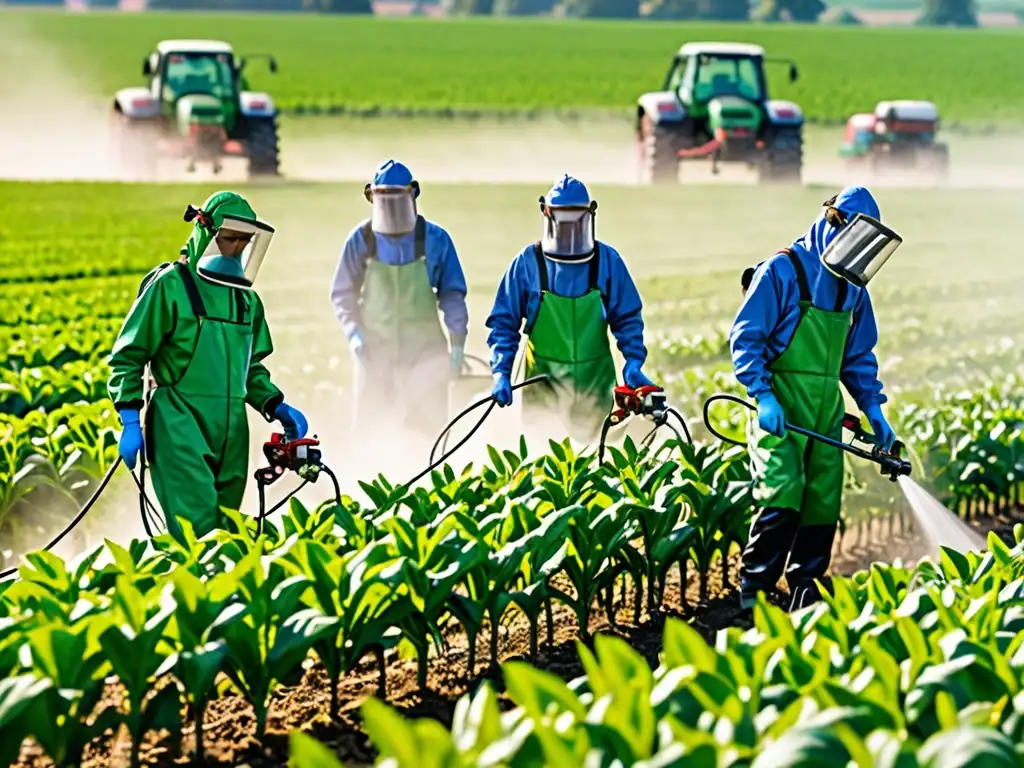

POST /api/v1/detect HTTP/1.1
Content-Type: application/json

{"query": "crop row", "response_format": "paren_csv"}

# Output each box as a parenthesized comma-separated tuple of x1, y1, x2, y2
(2, 349, 1020, 549)
(11, 12, 1024, 126)
(347, 532, 1024, 768)
(2, 437, 1020, 767)
(1, 437, 754, 765)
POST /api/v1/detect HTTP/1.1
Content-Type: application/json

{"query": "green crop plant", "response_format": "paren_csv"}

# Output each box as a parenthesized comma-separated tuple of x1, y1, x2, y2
(0, 441, 1020, 766)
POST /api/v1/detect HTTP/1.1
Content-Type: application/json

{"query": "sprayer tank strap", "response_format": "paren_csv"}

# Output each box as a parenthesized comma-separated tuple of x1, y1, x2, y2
(532, 241, 601, 294)
(360, 216, 427, 261)
(778, 247, 847, 312)
(174, 262, 208, 318)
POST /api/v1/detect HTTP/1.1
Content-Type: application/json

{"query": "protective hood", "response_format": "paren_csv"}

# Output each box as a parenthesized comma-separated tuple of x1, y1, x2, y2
(800, 186, 881, 257)
(539, 174, 597, 261)
(365, 159, 420, 235)
(182, 191, 275, 291)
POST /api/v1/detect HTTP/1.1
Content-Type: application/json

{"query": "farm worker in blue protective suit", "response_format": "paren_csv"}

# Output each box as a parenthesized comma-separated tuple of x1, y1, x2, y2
(107, 191, 308, 541)
(730, 186, 901, 612)
(485, 174, 653, 442)
(330, 160, 469, 437)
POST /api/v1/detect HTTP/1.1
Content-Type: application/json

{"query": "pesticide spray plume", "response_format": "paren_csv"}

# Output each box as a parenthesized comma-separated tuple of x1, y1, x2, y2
(895, 475, 987, 558)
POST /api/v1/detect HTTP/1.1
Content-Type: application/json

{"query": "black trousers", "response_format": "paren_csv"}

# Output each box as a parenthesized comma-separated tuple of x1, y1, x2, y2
(739, 506, 837, 612)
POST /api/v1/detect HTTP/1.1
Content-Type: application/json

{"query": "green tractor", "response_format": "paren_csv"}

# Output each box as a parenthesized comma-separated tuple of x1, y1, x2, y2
(637, 43, 804, 185)
(111, 39, 281, 178)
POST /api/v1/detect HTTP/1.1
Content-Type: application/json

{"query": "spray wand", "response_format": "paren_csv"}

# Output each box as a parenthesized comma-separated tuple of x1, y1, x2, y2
(702, 394, 911, 482)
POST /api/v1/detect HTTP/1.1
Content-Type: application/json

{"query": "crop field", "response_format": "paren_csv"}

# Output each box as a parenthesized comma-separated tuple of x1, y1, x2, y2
(4, 10, 1024, 126)
(2, 5, 1024, 766)
(1, 176, 1023, 765)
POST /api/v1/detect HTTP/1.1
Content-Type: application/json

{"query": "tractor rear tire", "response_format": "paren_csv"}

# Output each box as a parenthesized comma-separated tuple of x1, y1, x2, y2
(246, 117, 281, 178)
(759, 126, 803, 185)
(640, 114, 679, 185)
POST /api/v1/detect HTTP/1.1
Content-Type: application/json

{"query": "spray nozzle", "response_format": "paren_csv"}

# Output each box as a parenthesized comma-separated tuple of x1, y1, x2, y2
(875, 439, 911, 482)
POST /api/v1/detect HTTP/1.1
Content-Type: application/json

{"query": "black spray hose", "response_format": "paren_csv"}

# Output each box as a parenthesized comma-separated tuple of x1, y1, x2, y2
(434, 353, 499, 459)
(407, 374, 550, 492)
(640, 407, 693, 449)
(702, 394, 754, 447)
(0, 457, 125, 581)
(132, 451, 165, 537)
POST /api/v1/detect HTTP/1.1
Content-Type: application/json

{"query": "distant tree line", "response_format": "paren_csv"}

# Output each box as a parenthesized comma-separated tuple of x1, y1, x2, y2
(70, 0, 977, 25)
(443, 0, 978, 24)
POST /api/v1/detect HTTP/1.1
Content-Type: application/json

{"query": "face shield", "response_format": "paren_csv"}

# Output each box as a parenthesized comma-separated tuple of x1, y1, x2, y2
(195, 213, 275, 291)
(539, 197, 597, 260)
(365, 183, 418, 235)
(820, 213, 902, 288)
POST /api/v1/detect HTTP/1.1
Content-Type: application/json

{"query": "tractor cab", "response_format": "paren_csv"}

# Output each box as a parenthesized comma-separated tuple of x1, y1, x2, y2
(662, 43, 799, 144)
(144, 42, 242, 134)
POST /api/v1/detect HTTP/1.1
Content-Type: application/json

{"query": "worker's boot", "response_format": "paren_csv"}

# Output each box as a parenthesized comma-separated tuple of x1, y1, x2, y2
(785, 523, 838, 612)
(739, 507, 800, 610)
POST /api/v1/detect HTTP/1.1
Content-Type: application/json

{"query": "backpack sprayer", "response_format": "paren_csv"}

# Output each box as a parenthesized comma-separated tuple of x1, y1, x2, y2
(701, 393, 911, 482)
(598, 384, 693, 464)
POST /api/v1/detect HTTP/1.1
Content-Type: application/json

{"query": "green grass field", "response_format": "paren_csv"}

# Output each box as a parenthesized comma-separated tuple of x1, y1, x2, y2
(4, 9, 1024, 126)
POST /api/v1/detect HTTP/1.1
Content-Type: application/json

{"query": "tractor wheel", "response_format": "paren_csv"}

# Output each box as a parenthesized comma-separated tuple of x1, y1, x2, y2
(112, 112, 158, 180)
(639, 114, 679, 185)
(246, 117, 281, 178)
(759, 126, 803, 185)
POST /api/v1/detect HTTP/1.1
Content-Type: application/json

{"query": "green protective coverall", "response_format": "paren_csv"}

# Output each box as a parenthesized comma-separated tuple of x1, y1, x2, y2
(518, 244, 616, 442)
(107, 193, 284, 540)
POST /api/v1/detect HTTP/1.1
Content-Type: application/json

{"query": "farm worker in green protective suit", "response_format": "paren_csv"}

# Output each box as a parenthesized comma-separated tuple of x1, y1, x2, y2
(485, 174, 653, 442)
(330, 160, 469, 438)
(107, 191, 308, 541)
(730, 186, 902, 612)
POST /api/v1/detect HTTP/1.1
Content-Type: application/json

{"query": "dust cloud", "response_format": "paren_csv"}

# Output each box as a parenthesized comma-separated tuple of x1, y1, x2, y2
(0, 30, 132, 182)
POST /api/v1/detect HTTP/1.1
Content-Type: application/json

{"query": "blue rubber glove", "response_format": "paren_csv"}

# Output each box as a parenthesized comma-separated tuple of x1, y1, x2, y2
(349, 331, 368, 363)
(492, 373, 513, 407)
(623, 360, 655, 389)
(118, 409, 144, 470)
(451, 339, 465, 376)
(757, 392, 786, 437)
(863, 403, 895, 451)
(274, 402, 308, 442)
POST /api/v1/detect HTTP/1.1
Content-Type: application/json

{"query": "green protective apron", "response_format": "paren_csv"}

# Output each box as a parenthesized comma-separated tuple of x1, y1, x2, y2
(747, 249, 851, 527)
(146, 264, 254, 541)
(354, 216, 450, 436)
(517, 242, 617, 441)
